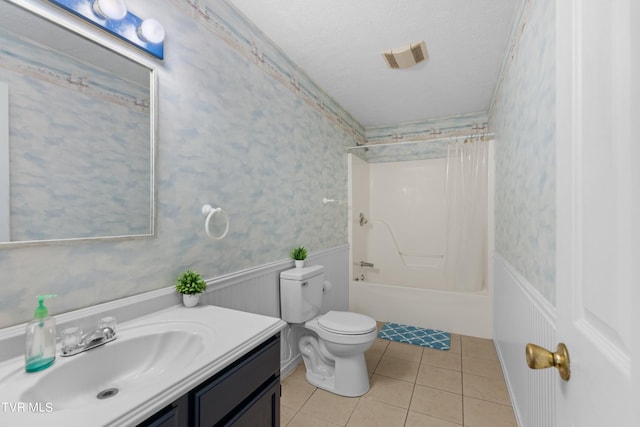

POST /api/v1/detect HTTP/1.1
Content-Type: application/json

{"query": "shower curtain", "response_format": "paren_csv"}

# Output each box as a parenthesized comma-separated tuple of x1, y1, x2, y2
(444, 138, 489, 292)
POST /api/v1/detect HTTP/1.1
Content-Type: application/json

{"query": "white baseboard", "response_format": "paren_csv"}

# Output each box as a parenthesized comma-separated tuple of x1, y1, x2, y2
(280, 354, 302, 380)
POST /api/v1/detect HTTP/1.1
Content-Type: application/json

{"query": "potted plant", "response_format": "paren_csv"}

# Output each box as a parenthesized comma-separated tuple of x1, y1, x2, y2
(290, 246, 308, 269)
(176, 269, 207, 307)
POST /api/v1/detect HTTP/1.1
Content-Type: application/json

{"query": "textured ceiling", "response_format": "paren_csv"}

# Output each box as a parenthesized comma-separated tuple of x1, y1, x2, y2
(226, 0, 519, 128)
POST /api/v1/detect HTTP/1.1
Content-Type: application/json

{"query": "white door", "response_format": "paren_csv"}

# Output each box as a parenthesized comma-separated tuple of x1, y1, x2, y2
(556, 0, 638, 425)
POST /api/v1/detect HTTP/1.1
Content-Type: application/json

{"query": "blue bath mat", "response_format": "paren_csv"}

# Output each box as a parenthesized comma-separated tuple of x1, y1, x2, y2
(378, 322, 450, 351)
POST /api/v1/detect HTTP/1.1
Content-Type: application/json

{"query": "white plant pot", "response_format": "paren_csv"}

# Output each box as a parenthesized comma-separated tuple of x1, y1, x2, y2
(182, 294, 200, 308)
(295, 260, 305, 269)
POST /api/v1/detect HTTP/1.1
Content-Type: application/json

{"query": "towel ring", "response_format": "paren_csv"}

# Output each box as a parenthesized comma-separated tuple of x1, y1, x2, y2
(201, 204, 229, 240)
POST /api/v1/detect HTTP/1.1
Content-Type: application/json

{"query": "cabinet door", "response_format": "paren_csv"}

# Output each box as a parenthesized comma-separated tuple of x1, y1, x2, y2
(137, 395, 189, 427)
(195, 337, 280, 426)
(225, 378, 280, 427)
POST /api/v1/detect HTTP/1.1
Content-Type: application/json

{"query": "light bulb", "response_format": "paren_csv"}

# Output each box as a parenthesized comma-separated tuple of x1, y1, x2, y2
(93, 0, 127, 20)
(138, 19, 165, 44)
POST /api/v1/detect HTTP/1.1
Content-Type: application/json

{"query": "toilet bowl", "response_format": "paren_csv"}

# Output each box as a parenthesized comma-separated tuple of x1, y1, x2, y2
(301, 311, 377, 396)
(280, 265, 377, 397)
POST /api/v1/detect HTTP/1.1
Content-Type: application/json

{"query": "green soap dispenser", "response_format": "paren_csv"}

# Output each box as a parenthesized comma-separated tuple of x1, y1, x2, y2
(25, 294, 57, 373)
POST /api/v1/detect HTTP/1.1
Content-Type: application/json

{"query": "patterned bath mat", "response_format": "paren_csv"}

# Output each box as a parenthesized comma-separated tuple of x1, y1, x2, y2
(378, 322, 450, 351)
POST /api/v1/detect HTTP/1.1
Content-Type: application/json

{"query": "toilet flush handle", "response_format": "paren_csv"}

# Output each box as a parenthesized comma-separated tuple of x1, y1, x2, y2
(323, 280, 332, 294)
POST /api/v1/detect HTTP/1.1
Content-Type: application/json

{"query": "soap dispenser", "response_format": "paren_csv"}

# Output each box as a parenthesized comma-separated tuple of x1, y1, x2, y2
(25, 294, 57, 373)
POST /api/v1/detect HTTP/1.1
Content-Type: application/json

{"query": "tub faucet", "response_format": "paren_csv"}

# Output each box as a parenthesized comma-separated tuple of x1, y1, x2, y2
(360, 261, 374, 268)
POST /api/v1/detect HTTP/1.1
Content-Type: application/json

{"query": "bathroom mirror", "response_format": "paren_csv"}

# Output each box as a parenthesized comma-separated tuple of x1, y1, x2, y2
(0, 0, 157, 246)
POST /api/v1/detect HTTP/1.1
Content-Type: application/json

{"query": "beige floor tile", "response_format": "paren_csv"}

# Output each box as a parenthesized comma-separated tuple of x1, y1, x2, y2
(448, 334, 462, 354)
(280, 405, 297, 426)
(463, 397, 517, 427)
(375, 356, 420, 382)
(281, 334, 516, 427)
(384, 341, 423, 363)
(281, 373, 317, 410)
(287, 411, 343, 427)
(370, 337, 390, 352)
(346, 397, 408, 427)
(462, 356, 504, 379)
(364, 374, 414, 409)
(365, 339, 388, 373)
(460, 336, 498, 360)
(366, 349, 384, 373)
(300, 389, 359, 426)
(416, 364, 462, 394)
(421, 348, 462, 371)
(283, 363, 309, 384)
(463, 373, 511, 405)
(410, 385, 463, 424)
(405, 411, 463, 427)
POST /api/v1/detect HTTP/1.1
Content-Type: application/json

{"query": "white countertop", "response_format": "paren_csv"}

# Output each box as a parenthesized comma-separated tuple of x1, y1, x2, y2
(0, 304, 286, 426)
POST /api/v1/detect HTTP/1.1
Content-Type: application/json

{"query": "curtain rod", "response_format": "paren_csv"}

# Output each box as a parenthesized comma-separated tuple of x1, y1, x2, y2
(347, 132, 495, 151)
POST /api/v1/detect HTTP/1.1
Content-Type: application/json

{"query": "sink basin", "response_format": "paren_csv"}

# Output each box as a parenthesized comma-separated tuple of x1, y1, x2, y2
(20, 322, 209, 409)
(0, 305, 285, 426)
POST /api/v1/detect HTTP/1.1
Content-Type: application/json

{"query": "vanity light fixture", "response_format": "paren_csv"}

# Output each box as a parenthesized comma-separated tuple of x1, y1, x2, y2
(47, 0, 165, 59)
(92, 0, 127, 20)
(138, 19, 165, 44)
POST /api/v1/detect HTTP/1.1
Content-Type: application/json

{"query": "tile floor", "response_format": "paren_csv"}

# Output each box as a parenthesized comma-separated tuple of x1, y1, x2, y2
(280, 326, 518, 427)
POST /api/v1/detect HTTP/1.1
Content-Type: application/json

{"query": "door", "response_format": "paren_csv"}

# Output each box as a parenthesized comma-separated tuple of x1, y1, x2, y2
(556, 0, 638, 425)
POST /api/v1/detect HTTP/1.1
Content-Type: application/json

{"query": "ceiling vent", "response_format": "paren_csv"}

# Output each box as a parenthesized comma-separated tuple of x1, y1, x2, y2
(382, 41, 428, 69)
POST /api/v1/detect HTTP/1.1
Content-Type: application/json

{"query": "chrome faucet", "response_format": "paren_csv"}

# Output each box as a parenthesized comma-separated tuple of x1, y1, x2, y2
(61, 320, 117, 357)
(360, 261, 374, 268)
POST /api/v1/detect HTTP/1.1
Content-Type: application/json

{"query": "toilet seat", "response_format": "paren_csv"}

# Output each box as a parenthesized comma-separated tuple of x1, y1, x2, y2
(318, 311, 377, 335)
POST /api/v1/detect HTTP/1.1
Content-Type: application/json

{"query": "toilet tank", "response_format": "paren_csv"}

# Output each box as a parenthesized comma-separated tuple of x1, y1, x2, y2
(280, 265, 325, 323)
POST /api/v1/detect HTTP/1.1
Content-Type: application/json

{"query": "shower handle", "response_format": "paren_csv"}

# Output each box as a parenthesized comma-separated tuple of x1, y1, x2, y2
(360, 261, 374, 268)
(359, 213, 368, 226)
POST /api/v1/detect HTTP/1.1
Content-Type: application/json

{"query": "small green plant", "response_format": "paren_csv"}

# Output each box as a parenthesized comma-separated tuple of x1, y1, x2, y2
(290, 246, 308, 261)
(175, 270, 207, 295)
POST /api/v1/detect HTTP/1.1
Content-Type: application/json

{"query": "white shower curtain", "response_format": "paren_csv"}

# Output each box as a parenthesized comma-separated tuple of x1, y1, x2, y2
(444, 138, 489, 292)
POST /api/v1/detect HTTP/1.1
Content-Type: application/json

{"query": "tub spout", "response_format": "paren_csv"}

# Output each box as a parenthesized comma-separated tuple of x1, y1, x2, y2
(360, 261, 374, 268)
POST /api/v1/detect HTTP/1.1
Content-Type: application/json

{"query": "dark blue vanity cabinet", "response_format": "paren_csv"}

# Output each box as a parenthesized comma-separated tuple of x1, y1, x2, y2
(138, 334, 281, 427)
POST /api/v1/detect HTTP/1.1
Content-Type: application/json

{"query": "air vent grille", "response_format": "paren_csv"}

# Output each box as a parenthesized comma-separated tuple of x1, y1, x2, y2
(383, 53, 399, 69)
(382, 41, 428, 69)
(411, 43, 425, 62)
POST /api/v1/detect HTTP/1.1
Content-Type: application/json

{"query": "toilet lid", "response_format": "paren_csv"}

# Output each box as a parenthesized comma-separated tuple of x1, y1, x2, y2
(318, 311, 377, 335)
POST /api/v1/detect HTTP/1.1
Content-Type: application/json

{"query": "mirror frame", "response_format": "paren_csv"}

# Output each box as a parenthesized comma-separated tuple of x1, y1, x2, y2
(1, 0, 158, 247)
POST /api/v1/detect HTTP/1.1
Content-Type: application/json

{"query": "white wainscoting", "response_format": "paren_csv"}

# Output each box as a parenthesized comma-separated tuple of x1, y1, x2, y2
(494, 253, 556, 427)
(0, 245, 349, 375)
(201, 244, 350, 377)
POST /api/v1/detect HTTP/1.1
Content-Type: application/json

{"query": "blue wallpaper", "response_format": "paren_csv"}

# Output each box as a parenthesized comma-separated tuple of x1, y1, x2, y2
(366, 111, 488, 145)
(0, 0, 360, 327)
(489, 0, 556, 304)
(352, 111, 490, 163)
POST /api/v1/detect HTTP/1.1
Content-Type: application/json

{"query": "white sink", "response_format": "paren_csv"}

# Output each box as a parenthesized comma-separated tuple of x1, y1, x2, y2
(20, 322, 209, 409)
(0, 305, 286, 426)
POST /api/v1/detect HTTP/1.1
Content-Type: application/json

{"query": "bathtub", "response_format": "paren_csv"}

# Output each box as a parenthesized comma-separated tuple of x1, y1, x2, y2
(349, 280, 492, 338)
(348, 150, 494, 339)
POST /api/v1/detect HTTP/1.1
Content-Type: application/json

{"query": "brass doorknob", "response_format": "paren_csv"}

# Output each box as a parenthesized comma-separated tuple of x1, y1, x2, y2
(525, 342, 571, 381)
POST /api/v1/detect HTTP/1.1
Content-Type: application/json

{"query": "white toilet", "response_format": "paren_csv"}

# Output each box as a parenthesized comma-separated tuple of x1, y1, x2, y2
(280, 265, 377, 397)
